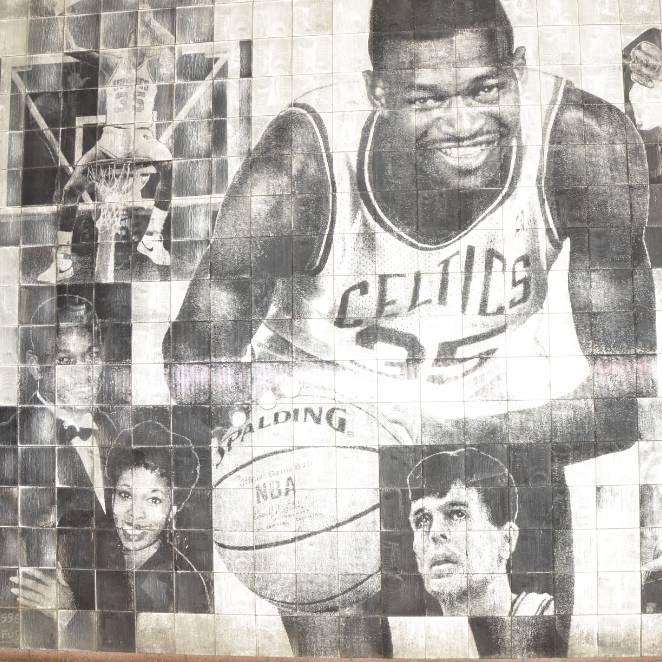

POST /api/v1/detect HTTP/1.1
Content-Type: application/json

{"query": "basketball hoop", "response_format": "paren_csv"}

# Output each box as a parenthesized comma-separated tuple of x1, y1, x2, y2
(89, 161, 133, 204)
(88, 161, 133, 283)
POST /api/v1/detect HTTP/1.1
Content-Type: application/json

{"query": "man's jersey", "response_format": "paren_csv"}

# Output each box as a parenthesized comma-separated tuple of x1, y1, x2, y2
(252, 70, 590, 420)
(510, 591, 555, 616)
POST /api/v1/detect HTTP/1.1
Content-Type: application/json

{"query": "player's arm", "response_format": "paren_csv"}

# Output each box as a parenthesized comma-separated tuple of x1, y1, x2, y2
(59, 149, 98, 231)
(145, 143, 173, 236)
(547, 86, 657, 401)
(164, 107, 332, 402)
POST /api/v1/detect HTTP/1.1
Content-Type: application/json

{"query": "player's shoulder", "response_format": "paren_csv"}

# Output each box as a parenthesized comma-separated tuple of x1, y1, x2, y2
(252, 102, 331, 158)
(248, 99, 335, 234)
(546, 79, 648, 190)
(553, 81, 636, 146)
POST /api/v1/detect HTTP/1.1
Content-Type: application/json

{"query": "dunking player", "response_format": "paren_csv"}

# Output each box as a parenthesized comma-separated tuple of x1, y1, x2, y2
(168, 0, 656, 655)
(38, 48, 172, 283)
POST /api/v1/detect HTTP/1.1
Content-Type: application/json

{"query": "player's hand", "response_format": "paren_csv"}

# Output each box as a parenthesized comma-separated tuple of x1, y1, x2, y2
(626, 41, 662, 88)
(9, 565, 74, 613)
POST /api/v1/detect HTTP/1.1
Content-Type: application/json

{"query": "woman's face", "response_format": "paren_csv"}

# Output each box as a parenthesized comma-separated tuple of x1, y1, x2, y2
(112, 467, 173, 552)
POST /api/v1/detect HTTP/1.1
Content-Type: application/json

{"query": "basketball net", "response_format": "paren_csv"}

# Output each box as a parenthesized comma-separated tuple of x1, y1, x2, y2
(88, 162, 133, 283)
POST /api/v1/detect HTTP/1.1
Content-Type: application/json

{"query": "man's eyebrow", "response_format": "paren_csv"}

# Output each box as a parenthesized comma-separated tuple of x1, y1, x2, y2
(469, 72, 503, 83)
(443, 500, 469, 509)
(410, 72, 503, 96)
(411, 82, 444, 93)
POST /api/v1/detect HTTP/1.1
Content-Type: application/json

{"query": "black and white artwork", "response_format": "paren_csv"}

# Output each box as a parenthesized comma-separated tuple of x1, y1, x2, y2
(0, 0, 662, 656)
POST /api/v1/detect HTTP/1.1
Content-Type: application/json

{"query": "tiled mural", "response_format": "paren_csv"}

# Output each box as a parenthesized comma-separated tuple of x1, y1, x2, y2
(1, 0, 662, 657)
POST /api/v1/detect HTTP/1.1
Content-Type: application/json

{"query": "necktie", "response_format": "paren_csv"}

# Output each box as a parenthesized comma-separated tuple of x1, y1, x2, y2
(57, 420, 95, 444)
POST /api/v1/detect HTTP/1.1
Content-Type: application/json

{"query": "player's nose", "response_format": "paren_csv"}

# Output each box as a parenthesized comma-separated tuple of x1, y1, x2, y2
(429, 517, 451, 543)
(429, 528, 450, 545)
(441, 99, 487, 140)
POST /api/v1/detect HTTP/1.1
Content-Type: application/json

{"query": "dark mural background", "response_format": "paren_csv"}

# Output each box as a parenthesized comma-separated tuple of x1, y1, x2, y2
(0, 0, 661, 657)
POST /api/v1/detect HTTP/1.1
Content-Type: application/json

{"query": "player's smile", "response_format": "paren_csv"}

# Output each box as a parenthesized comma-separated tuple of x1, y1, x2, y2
(421, 134, 502, 170)
(120, 526, 149, 542)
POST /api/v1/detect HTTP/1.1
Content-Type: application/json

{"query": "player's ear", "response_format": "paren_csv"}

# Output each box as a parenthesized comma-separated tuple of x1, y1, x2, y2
(25, 349, 41, 382)
(512, 46, 526, 69)
(363, 70, 386, 109)
(499, 522, 518, 562)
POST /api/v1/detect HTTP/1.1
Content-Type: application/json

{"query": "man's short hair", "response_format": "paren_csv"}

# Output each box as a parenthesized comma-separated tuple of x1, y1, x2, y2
(406, 447, 518, 527)
(368, 0, 515, 68)
(28, 294, 101, 361)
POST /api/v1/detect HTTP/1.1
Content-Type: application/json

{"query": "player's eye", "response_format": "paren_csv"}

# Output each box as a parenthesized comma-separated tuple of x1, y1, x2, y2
(117, 490, 131, 501)
(412, 510, 432, 530)
(413, 96, 442, 109)
(449, 508, 467, 522)
(147, 496, 163, 505)
(473, 83, 500, 103)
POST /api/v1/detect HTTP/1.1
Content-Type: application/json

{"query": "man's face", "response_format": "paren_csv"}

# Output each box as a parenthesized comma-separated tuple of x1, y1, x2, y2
(55, 325, 102, 407)
(409, 483, 509, 603)
(113, 466, 173, 553)
(368, 30, 522, 188)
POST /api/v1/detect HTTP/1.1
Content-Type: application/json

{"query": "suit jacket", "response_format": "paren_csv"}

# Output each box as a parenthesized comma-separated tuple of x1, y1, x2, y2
(12, 395, 118, 538)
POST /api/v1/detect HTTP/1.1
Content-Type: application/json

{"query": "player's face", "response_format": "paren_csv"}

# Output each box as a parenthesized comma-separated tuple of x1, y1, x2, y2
(113, 467, 173, 553)
(368, 30, 522, 188)
(55, 325, 102, 407)
(409, 483, 506, 604)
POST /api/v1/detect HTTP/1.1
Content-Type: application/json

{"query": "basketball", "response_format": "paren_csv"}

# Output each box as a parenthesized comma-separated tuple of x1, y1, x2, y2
(212, 396, 401, 612)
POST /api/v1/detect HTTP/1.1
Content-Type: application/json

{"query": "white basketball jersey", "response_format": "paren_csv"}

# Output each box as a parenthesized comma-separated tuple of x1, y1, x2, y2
(252, 70, 589, 421)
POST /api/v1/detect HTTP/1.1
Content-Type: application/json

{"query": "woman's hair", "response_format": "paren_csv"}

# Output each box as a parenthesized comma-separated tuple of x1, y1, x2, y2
(106, 420, 200, 508)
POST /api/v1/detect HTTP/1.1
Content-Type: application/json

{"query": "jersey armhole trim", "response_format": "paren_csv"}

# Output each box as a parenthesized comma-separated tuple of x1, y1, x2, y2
(538, 77, 567, 251)
(289, 103, 337, 276)
(537, 595, 554, 616)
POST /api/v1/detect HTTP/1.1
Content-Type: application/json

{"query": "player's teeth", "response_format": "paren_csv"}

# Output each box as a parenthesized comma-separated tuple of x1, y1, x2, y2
(439, 142, 494, 158)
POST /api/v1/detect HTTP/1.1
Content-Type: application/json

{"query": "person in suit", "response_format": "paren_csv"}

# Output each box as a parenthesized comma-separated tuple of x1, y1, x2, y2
(12, 293, 117, 566)
(6, 293, 117, 648)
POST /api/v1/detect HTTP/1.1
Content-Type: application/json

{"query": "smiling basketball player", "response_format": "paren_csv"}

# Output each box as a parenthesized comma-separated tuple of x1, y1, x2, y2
(168, 0, 656, 655)
(170, 0, 655, 426)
